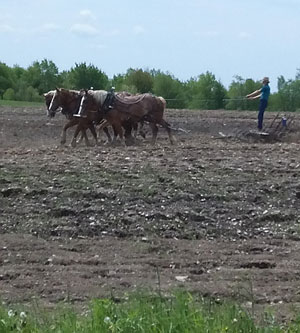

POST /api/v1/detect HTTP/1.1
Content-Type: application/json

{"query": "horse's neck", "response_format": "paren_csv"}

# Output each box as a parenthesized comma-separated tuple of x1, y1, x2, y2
(62, 94, 79, 113)
(92, 90, 108, 106)
(61, 93, 74, 104)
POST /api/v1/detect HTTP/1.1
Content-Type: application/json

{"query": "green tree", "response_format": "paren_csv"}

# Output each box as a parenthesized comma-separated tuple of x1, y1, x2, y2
(65, 63, 109, 90)
(38, 59, 61, 93)
(22, 61, 42, 92)
(25, 86, 42, 101)
(21, 59, 61, 94)
(124, 68, 153, 93)
(152, 71, 186, 109)
(14, 81, 42, 102)
(110, 73, 138, 94)
(12, 65, 26, 80)
(3, 88, 15, 100)
(226, 76, 260, 110)
(277, 75, 286, 91)
(0, 62, 15, 98)
(274, 78, 300, 112)
(185, 72, 227, 109)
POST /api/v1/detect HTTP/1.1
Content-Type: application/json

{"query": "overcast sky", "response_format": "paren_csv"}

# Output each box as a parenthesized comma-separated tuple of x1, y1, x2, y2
(1, 0, 300, 89)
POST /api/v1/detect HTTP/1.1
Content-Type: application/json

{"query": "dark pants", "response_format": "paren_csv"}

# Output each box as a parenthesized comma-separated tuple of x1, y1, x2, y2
(258, 99, 268, 130)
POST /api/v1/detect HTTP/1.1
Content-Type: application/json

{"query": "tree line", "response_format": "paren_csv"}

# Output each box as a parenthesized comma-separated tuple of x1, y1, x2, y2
(1, 59, 300, 111)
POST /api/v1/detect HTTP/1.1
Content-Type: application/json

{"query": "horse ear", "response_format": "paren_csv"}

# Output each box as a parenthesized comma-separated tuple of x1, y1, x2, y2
(56, 87, 60, 92)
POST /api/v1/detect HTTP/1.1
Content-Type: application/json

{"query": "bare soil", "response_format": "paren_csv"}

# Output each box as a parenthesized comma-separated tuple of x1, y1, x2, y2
(1, 106, 300, 321)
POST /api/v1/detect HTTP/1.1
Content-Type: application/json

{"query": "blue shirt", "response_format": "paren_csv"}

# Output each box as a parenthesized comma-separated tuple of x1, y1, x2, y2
(260, 84, 270, 101)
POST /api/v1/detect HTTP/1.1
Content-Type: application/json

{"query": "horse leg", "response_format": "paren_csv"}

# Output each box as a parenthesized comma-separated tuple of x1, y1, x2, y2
(71, 122, 89, 147)
(132, 122, 138, 139)
(97, 119, 109, 132)
(138, 120, 146, 138)
(82, 130, 91, 146)
(114, 121, 126, 146)
(111, 125, 119, 144)
(149, 122, 158, 145)
(97, 121, 116, 144)
(103, 126, 112, 144)
(97, 119, 112, 144)
(159, 119, 176, 145)
(77, 131, 85, 144)
(61, 119, 78, 145)
(87, 121, 98, 146)
(123, 120, 135, 145)
(95, 120, 112, 144)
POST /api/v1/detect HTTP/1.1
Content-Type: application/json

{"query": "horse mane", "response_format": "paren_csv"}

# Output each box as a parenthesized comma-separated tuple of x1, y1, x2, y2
(89, 90, 108, 106)
(43, 90, 55, 97)
(69, 89, 80, 95)
(60, 88, 80, 97)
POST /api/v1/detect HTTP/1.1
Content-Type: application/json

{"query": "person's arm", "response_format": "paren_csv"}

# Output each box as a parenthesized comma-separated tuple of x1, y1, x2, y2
(247, 93, 261, 100)
(246, 89, 261, 99)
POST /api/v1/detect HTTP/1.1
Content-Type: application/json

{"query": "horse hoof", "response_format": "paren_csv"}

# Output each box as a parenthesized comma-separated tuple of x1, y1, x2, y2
(170, 136, 177, 145)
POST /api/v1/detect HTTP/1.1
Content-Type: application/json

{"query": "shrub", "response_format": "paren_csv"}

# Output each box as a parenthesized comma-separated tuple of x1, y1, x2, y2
(3, 88, 15, 100)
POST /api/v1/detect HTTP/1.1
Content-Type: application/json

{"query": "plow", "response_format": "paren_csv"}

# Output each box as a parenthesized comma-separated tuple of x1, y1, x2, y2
(245, 112, 296, 142)
(218, 112, 298, 143)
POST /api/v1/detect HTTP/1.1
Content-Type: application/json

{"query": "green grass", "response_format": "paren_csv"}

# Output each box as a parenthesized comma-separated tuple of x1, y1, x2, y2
(0, 99, 44, 107)
(0, 291, 298, 332)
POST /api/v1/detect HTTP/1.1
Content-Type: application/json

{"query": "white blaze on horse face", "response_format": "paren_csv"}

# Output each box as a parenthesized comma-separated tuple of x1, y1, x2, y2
(49, 91, 57, 111)
(78, 95, 86, 115)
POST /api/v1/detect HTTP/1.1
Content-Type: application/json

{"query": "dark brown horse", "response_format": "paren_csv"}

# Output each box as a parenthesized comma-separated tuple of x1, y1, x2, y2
(45, 88, 112, 147)
(78, 91, 175, 145)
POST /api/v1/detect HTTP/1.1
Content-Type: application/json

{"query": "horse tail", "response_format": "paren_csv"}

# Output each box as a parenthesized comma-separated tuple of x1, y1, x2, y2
(160, 118, 171, 129)
(157, 96, 167, 109)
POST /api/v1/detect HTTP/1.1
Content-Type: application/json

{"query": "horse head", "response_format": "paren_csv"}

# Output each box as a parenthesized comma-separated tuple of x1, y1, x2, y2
(47, 87, 63, 117)
(63, 89, 82, 116)
(77, 89, 107, 116)
(48, 88, 82, 118)
(44, 90, 58, 118)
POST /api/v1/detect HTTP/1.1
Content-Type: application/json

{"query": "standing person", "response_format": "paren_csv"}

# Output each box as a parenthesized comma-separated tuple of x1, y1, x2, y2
(246, 77, 270, 131)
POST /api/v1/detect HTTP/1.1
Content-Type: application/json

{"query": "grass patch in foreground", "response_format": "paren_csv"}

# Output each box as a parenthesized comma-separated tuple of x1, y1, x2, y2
(0, 292, 297, 332)
(0, 100, 44, 107)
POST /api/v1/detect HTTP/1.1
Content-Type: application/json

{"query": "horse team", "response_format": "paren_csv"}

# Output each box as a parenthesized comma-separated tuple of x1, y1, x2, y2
(44, 88, 176, 147)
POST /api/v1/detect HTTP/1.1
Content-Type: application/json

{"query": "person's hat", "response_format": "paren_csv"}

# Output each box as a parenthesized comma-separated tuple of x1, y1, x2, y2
(262, 77, 270, 83)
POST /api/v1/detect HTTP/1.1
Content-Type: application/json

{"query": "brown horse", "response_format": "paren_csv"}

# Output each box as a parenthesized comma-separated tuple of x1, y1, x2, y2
(45, 88, 112, 147)
(43, 90, 90, 145)
(78, 90, 175, 145)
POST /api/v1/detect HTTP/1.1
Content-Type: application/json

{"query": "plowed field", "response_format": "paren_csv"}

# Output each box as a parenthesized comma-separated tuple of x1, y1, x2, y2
(1, 106, 300, 321)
